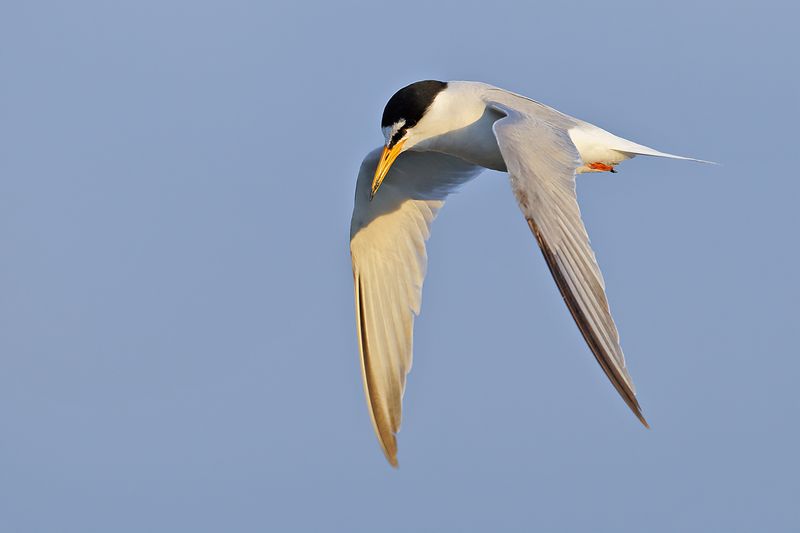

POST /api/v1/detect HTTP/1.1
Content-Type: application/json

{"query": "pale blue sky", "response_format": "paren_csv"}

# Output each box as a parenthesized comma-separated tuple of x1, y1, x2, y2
(1, 1, 798, 531)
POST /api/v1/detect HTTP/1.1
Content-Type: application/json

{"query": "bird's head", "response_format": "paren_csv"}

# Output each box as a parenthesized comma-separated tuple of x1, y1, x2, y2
(370, 80, 448, 199)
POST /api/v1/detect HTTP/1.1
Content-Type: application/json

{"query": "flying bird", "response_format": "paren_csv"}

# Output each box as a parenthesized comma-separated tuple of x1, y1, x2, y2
(350, 80, 710, 466)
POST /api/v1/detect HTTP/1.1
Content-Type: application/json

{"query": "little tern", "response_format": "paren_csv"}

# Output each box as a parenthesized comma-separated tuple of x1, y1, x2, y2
(350, 80, 710, 466)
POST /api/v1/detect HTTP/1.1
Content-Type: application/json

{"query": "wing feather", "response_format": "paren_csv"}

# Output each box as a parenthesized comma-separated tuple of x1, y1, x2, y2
(486, 97, 648, 426)
(350, 148, 482, 465)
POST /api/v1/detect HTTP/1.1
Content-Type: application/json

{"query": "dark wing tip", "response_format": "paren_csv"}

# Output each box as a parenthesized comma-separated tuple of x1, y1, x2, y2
(526, 218, 649, 427)
(629, 398, 649, 428)
(356, 273, 402, 467)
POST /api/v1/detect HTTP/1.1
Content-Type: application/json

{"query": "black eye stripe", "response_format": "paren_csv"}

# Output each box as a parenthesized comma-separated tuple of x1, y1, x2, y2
(388, 126, 407, 148)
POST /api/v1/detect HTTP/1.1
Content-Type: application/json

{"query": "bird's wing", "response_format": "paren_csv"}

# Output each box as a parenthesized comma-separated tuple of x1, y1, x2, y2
(350, 148, 483, 466)
(485, 96, 648, 426)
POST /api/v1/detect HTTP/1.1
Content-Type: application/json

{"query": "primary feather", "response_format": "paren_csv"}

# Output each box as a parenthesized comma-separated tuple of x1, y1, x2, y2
(350, 149, 482, 465)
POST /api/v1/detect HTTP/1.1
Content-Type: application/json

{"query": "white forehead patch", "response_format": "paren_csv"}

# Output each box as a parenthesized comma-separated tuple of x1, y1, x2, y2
(382, 119, 406, 144)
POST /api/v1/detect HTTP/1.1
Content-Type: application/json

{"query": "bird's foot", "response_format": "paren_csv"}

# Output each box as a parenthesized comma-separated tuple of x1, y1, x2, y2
(588, 162, 617, 173)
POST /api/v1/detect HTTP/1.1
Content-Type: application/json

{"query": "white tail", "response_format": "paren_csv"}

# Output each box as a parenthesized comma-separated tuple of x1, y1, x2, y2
(603, 128, 716, 164)
(613, 138, 716, 164)
(570, 123, 717, 166)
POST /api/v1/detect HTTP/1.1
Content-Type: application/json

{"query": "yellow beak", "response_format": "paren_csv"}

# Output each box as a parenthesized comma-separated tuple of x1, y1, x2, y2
(370, 140, 405, 200)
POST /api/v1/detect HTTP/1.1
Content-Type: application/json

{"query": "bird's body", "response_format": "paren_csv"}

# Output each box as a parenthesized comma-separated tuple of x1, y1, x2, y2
(350, 80, 710, 466)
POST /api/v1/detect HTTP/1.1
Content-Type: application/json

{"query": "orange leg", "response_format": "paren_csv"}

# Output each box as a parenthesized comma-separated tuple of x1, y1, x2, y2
(589, 162, 616, 172)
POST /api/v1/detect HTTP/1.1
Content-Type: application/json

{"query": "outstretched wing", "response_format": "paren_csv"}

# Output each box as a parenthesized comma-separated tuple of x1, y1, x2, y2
(486, 96, 648, 427)
(350, 148, 482, 466)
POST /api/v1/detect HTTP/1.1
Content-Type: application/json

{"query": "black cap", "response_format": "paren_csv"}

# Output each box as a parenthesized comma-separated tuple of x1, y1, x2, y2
(381, 80, 448, 146)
